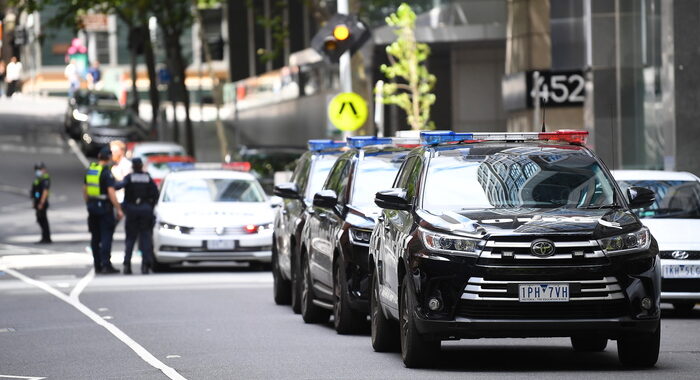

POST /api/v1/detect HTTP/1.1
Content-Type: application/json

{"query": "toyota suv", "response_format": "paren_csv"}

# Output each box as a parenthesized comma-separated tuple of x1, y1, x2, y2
(369, 130, 661, 368)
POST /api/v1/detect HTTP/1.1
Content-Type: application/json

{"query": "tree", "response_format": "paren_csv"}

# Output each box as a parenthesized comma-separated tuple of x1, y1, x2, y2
(378, 3, 436, 131)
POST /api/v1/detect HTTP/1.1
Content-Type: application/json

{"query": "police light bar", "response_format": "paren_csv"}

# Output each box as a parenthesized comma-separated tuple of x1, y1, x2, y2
(420, 130, 588, 145)
(307, 139, 346, 151)
(346, 136, 421, 149)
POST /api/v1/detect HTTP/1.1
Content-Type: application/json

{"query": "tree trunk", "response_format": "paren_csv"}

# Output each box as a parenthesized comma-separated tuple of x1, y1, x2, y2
(143, 35, 160, 134)
(165, 33, 194, 156)
(129, 45, 140, 114)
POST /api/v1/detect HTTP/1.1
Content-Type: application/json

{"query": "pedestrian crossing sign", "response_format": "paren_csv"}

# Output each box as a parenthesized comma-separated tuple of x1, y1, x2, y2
(328, 92, 368, 132)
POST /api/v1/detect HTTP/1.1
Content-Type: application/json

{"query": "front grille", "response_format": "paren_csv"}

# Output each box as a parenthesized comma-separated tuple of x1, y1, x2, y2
(662, 279, 700, 293)
(456, 300, 629, 319)
(463, 277, 625, 301)
(477, 237, 608, 266)
(660, 251, 700, 260)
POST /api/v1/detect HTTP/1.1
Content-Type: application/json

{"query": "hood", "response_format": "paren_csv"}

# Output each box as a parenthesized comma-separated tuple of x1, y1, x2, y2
(639, 218, 700, 250)
(89, 126, 141, 136)
(156, 202, 274, 227)
(417, 207, 640, 239)
(346, 205, 382, 230)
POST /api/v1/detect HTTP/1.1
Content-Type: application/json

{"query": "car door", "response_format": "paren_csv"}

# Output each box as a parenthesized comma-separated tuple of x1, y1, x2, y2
(277, 153, 311, 275)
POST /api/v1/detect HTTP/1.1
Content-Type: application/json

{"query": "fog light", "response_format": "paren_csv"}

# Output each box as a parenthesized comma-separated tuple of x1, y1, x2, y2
(641, 297, 652, 310)
(428, 297, 441, 311)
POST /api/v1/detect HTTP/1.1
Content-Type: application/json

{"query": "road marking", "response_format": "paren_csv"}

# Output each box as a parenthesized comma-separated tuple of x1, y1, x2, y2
(0, 266, 187, 380)
(66, 138, 90, 169)
(166, 355, 181, 359)
(5, 232, 126, 244)
(69, 268, 95, 300)
(0, 375, 47, 380)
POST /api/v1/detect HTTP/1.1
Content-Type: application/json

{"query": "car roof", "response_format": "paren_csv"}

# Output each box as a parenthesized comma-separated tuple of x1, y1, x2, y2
(133, 142, 185, 152)
(164, 169, 256, 181)
(427, 141, 591, 157)
(611, 170, 699, 181)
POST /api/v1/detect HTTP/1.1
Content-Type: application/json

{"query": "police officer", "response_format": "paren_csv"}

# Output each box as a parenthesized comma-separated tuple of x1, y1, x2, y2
(116, 158, 159, 274)
(31, 162, 52, 244)
(84, 147, 124, 274)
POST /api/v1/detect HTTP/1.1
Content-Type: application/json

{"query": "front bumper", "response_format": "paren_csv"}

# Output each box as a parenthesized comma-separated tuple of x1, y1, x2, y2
(155, 228, 272, 263)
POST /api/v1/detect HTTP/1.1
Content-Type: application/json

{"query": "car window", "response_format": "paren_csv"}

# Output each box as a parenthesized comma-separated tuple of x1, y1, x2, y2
(617, 179, 700, 219)
(292, 154, 311, 192)
(307, 154, 340, 199)
(89, 110, 129, 128)
(422, 147, 616, 212)
(323, 158, 349, 194)
(163, 177, 266, 203)
(394, 156, 422, 200)
(351, 153, 406, 208)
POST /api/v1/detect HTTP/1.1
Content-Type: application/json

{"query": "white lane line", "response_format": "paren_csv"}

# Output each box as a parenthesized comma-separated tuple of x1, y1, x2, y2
(0, 375, 47, 380)
(69, 268, 95, 300)
(66, 138, 90, 168)
(0, 266, 187, 380)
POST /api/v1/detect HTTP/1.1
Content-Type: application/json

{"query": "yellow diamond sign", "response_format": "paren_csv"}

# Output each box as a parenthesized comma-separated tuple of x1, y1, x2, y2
(328, 92, 368, 132)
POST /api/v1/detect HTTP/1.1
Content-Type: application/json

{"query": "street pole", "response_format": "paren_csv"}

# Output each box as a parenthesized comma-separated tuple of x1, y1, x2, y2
(337, 0, 352, 94)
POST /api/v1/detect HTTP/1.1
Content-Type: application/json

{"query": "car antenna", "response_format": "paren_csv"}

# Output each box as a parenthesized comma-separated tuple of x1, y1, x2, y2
(540, 97, 547, 133)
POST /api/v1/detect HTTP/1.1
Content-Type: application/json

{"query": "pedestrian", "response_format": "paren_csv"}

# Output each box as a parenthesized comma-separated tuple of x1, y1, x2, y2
(65, 59, 80, 98)
(110, 140, 132, 204)
(30, 162, 52, 244)
(84, 147, 124, 274)
(0, 61, 6, 97)
(116, 158, 159, 274)
(87, 61, 102, 90)
(5, 57, 22, 97)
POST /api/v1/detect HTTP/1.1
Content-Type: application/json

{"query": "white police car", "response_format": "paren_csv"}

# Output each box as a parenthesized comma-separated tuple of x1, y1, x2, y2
(153, 166, 274, 270)
(614, 170, 700, 313)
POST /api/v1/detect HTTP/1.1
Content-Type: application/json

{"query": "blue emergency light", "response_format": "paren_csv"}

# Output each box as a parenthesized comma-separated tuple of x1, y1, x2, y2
(420, 130, 588, 145)
(307, 139, 346, 151)
(420, 131, 474, 145)
(346, 136, 393, 149)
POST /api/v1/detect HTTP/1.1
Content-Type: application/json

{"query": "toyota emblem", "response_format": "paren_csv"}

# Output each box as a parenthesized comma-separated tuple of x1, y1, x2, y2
(215, 226, 225, 236)
(531, 239, 556, 257)
(671, 250, 690, 260)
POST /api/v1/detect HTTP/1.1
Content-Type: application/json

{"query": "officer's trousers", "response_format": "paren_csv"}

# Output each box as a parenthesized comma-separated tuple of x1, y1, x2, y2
(88, 209, 115, 270)
(35, 208, 51, 242)
(124, 203, 155, 267)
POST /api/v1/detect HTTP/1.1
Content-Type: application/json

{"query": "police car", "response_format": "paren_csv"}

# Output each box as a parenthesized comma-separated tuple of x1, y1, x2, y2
(369, 130, 661, 368)
(152, 164, 274, 270)
(272, 140, 347, 312)
(126, 141, 187, 161)
(614, 170, 700, 314)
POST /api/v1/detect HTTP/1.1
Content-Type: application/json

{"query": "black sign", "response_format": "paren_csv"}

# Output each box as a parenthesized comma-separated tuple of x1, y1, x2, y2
(502, 70, 585, 111)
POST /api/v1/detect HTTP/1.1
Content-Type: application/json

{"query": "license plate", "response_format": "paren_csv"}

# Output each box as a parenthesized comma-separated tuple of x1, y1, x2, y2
(207, 240, 235, 250)
(663, 264, 700, 279)
(519, 284, 569, 302)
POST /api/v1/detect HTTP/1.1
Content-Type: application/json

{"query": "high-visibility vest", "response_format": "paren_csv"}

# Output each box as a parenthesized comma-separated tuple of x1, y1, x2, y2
(85, 162, 106, 199)
(32, 173, 50, 199)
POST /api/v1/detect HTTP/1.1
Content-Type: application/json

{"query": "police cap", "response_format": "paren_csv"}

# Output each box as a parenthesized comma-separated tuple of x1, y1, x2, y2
(132, 157, 143, 169)
(34, 162, 46, 170)
(97, 146, 112, 160)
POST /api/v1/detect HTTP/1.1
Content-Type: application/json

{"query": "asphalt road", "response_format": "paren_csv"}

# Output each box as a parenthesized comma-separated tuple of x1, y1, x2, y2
(1, 96, 699, 380)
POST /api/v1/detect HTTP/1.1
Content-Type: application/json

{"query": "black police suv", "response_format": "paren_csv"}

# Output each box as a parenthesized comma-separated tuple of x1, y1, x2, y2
(272, 140, 346, 313)
(64, 89, 120, 139)
(369, 131, 661, 368)
(78, 105, 149, 157)
(299, 137, 414, 334)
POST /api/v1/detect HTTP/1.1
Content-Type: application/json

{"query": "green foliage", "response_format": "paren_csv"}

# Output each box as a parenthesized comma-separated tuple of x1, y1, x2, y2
(379, 3, 436, 131)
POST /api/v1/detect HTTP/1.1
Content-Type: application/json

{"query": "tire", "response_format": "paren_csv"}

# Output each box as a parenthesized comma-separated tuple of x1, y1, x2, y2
(300, 252, 331, 324)
(571, 336, 607, 352)
(371, 271, 400, 352)
(333, 256, 366, 334)
(617, 322, 661, 368)
(150, 260, 170, 273)
(672, 302, 696, 315)
(290, 251, 302, 314)
(400, 275, 440, 368)
(272, 238, 292, 305)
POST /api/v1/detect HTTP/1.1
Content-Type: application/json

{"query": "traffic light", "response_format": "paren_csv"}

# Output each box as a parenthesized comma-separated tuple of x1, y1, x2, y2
(311, 14, 370, 63)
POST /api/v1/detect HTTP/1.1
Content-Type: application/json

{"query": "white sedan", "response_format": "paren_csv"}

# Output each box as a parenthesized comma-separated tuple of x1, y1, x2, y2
(153, 169, 274, 269)
(613, 170, 700, 313)
(127, 141, 187, 161)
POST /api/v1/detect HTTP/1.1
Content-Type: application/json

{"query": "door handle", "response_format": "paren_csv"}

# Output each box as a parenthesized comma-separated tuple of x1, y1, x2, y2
(377, 215, 385, 222)
(383, 223, 390, 231)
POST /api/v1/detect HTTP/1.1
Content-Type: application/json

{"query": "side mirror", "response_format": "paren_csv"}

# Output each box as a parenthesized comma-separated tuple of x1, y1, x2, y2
(313, 189, 338, 208)
(269, 195, 283, 208)
(627, 186, 655, 209)
(375, 188, 411, 211)
(273, 182, 300, 199)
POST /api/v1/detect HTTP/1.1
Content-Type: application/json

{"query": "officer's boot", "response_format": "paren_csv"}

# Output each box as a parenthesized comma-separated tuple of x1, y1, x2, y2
(123, 264, 132, 275)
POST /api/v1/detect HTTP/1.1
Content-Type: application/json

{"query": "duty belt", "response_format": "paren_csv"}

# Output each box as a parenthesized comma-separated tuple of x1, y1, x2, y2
(88, 195, 108, 200)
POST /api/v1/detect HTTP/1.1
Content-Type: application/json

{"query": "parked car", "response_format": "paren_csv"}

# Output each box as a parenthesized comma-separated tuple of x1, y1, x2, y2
(127, 141, 187, 161)
(64, 89, 120, 139)
(614, 170, 700, 314)
(77, 105, 149, 156)
(145, 155, 196, 187)
(237, 145, 305, 194)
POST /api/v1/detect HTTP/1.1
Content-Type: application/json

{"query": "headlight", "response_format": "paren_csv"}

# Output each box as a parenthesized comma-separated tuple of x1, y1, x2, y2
(598, 227, 650, 255)
(73, 109, 89, 122)
(159, 222, 192, 234)
(418, 227, 484, 257)
(350, 228, 372, 244)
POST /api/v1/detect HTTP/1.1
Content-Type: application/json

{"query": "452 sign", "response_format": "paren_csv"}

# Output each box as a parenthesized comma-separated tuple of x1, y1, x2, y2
(527, 70, 585, 107)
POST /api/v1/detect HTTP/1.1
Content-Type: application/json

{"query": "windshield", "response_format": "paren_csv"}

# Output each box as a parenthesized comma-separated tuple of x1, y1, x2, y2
(307, 155, 338, 199)
(89, 110, 130, 128)
(163, 177, 266, 203)
(351, 154, 405, 208)
(617, 179, 700, 219)
(422, 146, 617, 212)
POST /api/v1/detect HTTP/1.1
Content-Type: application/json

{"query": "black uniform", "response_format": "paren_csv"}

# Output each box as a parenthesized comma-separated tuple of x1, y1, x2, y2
(85, 164, 117, 272)
(31, 172, 51, 243)
(117, 171, 159, 272)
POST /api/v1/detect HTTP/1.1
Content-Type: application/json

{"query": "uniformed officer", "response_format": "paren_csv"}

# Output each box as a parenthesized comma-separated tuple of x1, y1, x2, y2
(30, 162, 52, 244)
(84, 147, 124, 274)
(116, 157, 159, 274)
